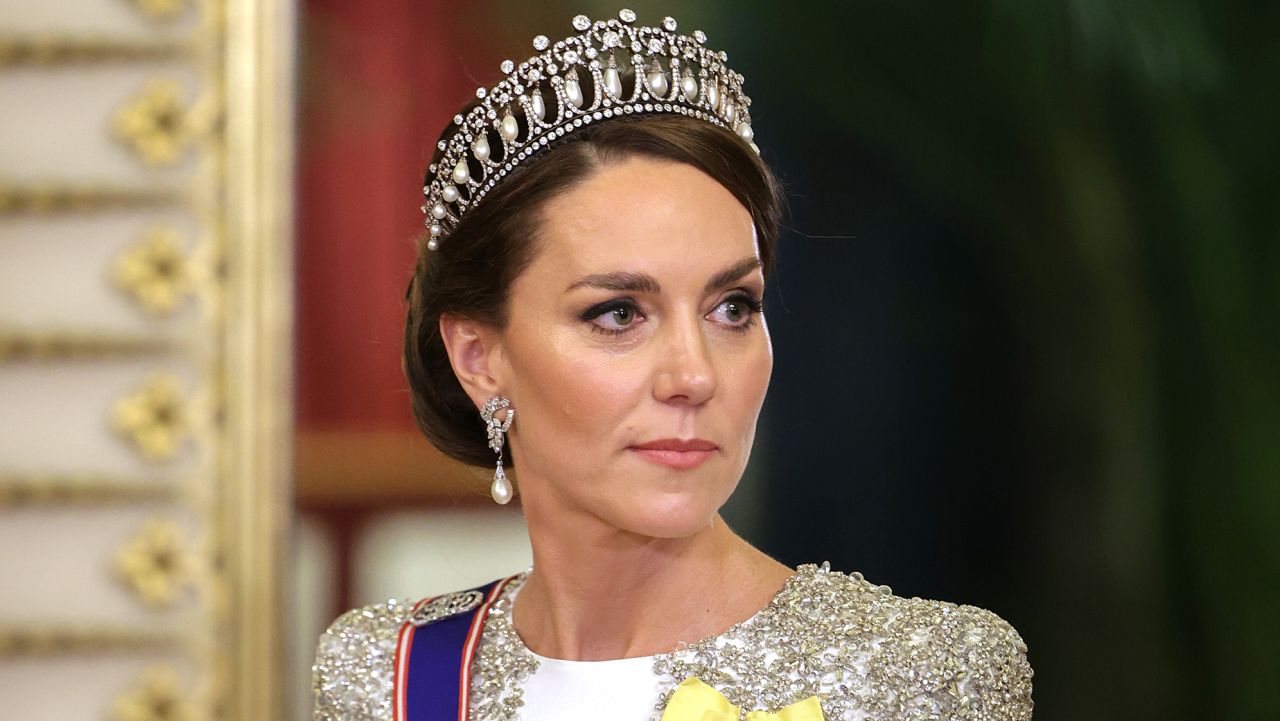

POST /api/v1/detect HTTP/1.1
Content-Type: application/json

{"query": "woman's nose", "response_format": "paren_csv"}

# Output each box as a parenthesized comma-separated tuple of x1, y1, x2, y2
(652, 313, 717, 405)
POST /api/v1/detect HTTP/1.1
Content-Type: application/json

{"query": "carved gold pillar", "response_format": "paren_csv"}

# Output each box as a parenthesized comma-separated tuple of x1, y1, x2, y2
(0, 1, 294, 720)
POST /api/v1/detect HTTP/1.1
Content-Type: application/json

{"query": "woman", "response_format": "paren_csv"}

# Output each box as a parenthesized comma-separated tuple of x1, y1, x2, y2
(313, 10, 1033, 721)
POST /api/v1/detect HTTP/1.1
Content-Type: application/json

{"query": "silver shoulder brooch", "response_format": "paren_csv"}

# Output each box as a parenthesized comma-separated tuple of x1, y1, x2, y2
(411, 589, 486, 627)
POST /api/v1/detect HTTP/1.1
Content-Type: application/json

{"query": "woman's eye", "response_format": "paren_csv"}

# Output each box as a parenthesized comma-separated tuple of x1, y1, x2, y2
(720, 302, 746, 323)
(709, 293, 764, 330)
(582, 294, 763, 336)
(607, 305, 636, 326)
(588, 301, 642, 335)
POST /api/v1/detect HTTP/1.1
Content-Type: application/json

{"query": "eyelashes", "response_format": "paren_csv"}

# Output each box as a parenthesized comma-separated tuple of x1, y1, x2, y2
(581, 292, 765, 337)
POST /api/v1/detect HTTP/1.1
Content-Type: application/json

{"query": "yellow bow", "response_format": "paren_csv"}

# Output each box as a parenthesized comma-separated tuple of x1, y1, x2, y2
(660, 677, 825, 721)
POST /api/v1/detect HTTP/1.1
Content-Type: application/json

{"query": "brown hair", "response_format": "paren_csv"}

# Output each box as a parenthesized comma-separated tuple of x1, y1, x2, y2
(403, 109, 785, 468)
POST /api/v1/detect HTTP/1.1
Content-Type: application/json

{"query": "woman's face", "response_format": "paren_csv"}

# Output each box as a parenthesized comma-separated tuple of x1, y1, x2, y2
(480, 155, 772, 539)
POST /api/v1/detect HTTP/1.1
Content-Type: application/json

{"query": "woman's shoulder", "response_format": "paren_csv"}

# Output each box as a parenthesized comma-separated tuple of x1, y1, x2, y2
(311, 597, 419, 721)
(785, 560, 1031, 646)
(662, 563, 1032, 719)
(311, 575, 523, 721)
(782, 562, 1035, 720)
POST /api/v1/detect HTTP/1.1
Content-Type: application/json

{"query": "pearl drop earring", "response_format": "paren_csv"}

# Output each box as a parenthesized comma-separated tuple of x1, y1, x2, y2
(480, 396, 515, 504)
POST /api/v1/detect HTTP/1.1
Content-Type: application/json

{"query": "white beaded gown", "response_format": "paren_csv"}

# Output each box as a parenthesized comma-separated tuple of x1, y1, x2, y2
(312, 563, 1034, 721)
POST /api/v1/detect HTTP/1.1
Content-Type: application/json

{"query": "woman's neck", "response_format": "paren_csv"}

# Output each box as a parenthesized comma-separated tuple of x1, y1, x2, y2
(510, 512, 793, 661)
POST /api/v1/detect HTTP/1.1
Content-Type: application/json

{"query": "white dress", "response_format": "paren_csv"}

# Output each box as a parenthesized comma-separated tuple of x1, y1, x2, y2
(520, 651, 664, 721)
(312, 563, 1034, 721)
(510, 579, 666, 721)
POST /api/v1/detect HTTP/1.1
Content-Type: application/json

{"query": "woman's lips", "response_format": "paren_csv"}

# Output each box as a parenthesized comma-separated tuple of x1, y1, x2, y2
(628, 438, 718, 469)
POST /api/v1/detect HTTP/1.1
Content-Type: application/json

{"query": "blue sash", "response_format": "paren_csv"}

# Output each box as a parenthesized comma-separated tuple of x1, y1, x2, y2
(394, 576, 516, 721)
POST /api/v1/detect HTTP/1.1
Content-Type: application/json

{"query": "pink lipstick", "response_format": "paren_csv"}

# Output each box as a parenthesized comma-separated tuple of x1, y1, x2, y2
(628, 438, 718, 469)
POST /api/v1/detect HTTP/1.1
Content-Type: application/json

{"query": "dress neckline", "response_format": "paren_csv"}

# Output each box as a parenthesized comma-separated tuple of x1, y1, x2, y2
(493, 564, 806, 665)
(465, 563, 849, 721)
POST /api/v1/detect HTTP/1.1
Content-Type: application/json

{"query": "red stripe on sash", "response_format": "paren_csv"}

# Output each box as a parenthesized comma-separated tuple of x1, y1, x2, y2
(394, 596, 437, 721)
(456, 576, 517, 721)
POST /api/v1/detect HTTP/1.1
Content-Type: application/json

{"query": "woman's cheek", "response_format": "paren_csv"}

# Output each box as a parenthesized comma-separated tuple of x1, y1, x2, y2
(725, 338, 771, 431)
(538, 333, 631, 426)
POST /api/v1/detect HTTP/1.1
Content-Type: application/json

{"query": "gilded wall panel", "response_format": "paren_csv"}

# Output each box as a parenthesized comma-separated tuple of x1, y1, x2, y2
(3, 0, 198, 38)
(0, 657, 203, 721)
(0, 361, 205, 474)
(0, 507, 205, 623)
(0, 0, 292, 719)
(0, 214, 208, 332)
(0, 65, 205, 181)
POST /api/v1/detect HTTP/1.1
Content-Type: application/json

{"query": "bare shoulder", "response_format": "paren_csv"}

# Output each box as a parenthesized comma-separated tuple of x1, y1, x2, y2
(311, 599, 418, 721)
(788, 564, 1035, 720)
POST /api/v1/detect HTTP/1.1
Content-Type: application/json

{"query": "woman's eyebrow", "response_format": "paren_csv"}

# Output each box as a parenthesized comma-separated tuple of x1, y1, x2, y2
(703, 256, 763, 293)
(565, 271, 661, 294)
(564, 256, 761, 295)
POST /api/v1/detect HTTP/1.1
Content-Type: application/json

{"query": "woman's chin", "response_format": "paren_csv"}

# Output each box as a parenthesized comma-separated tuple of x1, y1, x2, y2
(607, 491, 727, 540)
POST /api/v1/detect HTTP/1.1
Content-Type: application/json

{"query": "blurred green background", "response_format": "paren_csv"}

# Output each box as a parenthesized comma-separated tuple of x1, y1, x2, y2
(308, 1, 1280, 718)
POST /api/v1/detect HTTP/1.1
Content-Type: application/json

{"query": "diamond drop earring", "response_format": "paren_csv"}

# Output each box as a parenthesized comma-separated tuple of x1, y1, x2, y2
(480, 396, 515, 504)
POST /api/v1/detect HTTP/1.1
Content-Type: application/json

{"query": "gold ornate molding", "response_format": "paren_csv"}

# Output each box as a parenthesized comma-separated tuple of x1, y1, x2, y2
(112, 79, 216, 167)
(115, 519, 199, 609)
(0, 626, 181, 657)
(0, 36, 189, 66)
(0, 473, 179, 507)
(0, 181, 180, 215)
(112, 666, 205, 721)
(111, 374, 195, 462)
(0, 332, 176, 361)
(219, 2, 295, 718)
(113, 226, 199, 316)
(112, 666, 200, 721)
(125, 0, 194, 24)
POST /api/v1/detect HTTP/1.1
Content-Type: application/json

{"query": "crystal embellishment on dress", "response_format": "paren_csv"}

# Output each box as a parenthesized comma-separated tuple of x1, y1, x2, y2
(411, 589, 485, 627)
(471, 565, 1034, 721)
(312, 599, 416, 721)
(421, 10, 758, 251)
(312, 564, 1034, 721)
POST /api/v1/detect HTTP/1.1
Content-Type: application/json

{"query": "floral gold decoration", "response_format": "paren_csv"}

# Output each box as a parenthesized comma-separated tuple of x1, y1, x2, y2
(114, 226, 194, 315)
(112, 375, 191, 461)
(115, 519, 194, 608)
(125, 0, 192, 23)
(111, 666, 197, 721)
(112, 79, 197, 166)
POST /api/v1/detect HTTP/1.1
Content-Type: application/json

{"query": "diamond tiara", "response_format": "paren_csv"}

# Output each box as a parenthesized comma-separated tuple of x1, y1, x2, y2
(421, 8, 758, 251)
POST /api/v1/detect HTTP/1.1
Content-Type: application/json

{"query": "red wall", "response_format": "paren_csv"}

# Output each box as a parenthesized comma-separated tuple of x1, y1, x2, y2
(295, 0, 496, 433)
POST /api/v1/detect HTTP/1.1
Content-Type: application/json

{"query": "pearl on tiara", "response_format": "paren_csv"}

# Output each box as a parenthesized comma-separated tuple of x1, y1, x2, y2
(421, 10, 759, 251)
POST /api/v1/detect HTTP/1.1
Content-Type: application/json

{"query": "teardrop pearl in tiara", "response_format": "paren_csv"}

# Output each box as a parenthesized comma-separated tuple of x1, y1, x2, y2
(481, 396, 516, 504)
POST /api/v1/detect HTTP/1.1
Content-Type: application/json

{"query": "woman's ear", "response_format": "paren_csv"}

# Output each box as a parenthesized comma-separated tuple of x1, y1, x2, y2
(438, 313, 507, 409)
